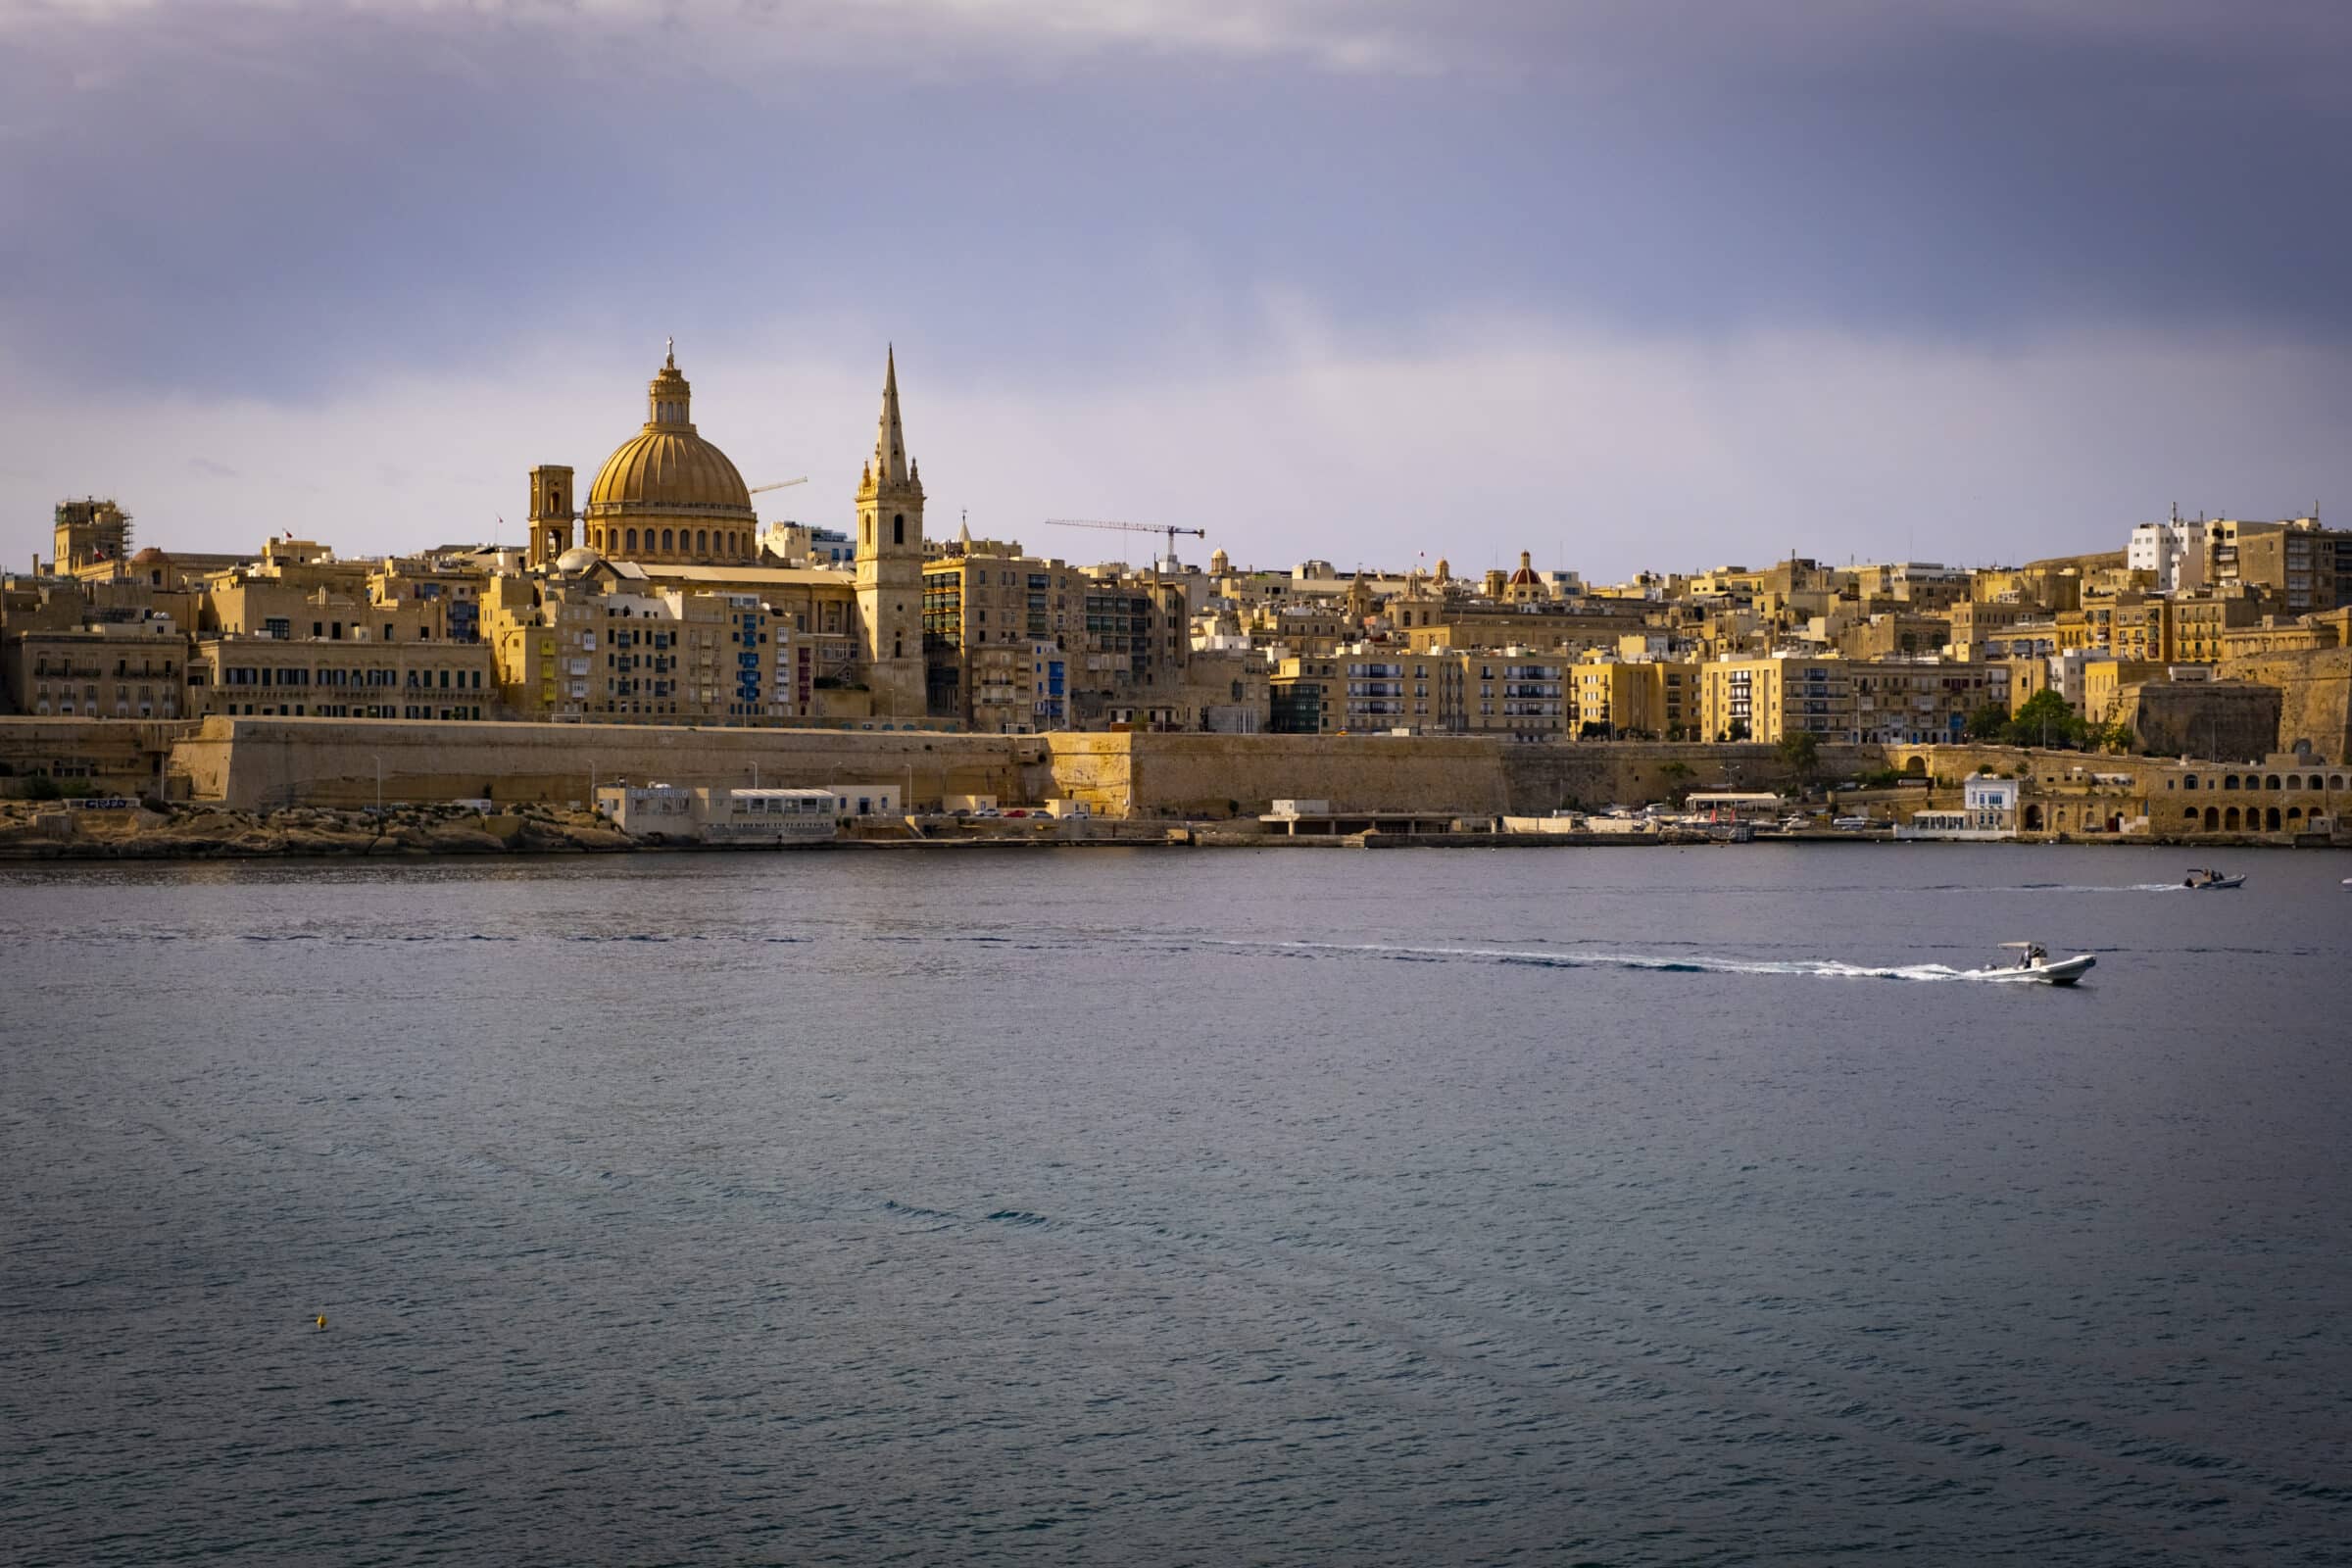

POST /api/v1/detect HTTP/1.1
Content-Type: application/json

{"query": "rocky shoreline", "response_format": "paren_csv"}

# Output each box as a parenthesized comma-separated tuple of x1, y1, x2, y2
(0, 801, 638, 859)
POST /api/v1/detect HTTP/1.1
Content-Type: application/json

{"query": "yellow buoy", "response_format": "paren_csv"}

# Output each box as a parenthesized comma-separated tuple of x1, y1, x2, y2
(316, 1315, 327, 1329)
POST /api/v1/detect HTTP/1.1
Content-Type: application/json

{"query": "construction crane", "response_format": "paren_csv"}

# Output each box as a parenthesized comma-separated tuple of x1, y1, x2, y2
(1045, 517, 1205, 567)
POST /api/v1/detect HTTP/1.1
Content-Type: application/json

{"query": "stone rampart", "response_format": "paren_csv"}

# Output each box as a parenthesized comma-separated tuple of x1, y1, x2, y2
(172, 716, 1042, 811)
(0, 716, 197, 796)
(2119, 680, 2284, 763)
(1044, 735, 1878, 819)
(2219, 649, 2352, 762)
(166, 721, 1903, 818)
(1048, 732, 1508, 818)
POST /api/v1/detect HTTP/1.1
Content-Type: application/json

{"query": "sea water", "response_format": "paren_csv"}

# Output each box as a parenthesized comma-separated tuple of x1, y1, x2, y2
(4, 844, 2348, 1564)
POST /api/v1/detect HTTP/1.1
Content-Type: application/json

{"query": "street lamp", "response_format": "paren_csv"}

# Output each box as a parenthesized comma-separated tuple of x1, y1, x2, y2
(372, 752, 382, 815)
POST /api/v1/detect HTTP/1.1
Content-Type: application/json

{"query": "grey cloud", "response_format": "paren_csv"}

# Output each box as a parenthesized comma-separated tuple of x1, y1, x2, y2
(3, 0, 2347, 571)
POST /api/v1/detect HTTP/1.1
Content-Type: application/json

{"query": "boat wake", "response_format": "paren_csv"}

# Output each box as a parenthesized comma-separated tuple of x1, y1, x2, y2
(1227, 939, 2074, 984)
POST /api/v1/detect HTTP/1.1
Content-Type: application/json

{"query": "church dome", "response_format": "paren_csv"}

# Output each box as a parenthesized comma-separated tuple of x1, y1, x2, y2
(554, 545, 603, 574)
(589, 430, 753, 517)
(581, 345, 760, 564)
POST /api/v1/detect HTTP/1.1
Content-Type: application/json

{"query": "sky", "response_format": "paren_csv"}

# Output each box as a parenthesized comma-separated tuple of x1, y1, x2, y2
(2, 0, 2348, 580)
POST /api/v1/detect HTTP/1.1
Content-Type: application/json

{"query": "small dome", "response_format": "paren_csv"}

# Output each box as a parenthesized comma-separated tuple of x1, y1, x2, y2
(1508, 550, 1541, 587)
(130, 547, 171, 564)
(554, 545, 603, 574)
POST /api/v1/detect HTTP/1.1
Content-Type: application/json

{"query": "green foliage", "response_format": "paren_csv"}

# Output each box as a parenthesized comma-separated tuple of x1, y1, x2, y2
(1965, 701, 2011, 741)
(1659, 760, 1693, 782)
(2006, 689, 2081, 748)
(1776, 731, 1822, 776)
(22, 773, 62, 801)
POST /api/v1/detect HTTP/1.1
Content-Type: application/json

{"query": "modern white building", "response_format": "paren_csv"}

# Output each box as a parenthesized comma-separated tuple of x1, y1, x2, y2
(1897, 776, 2020, 840)
(2127, 517, 2208, 595)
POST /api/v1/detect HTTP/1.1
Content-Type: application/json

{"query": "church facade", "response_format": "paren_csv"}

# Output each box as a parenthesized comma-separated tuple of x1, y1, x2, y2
(521, 344, 930, 723)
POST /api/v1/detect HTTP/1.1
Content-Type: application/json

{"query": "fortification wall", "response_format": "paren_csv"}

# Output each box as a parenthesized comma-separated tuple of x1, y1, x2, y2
(172, 716, 1040, 810)
(169, 722, 1902, 818)
(1494, 742, 1878, 815)
(1042, 735, 1882, 819)
(2119, 680, 2285, 763)
(1050, 733, 1510, 819)
(2219, 649, 2352, 762)
(0, 716, 196, 795)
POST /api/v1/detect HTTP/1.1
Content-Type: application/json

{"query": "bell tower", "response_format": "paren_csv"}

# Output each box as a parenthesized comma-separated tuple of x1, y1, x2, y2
(528, 465, 575, 568)
(854, 345, 927, 718)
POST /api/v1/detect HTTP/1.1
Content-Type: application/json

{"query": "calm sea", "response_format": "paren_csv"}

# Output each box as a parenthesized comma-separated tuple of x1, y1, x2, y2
(4, 844, 2349, 1565)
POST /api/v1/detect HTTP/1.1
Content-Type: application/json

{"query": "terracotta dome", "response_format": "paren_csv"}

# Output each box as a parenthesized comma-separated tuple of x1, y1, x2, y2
(581, 346, 759, 564)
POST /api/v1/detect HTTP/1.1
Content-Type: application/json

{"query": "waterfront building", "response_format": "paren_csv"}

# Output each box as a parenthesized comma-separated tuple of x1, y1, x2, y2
(189, 632, 496, 719)
(595, 783, 837, 842)
(5, 614, 187, 719)
(1572, 654, 1697, 739)
(1850, 661, 2009, 745)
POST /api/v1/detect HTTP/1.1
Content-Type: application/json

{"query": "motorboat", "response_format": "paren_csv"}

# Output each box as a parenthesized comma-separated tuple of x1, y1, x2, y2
(1996, 942, 2096, 985)
(2182, 867, 2244, 890)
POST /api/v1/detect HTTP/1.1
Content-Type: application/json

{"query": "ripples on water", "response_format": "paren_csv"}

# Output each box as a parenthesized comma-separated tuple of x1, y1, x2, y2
(3, 845, 2349, 1564)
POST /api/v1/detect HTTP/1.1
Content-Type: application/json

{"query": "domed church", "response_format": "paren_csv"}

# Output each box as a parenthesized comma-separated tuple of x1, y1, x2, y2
(527, 342, 760, 568)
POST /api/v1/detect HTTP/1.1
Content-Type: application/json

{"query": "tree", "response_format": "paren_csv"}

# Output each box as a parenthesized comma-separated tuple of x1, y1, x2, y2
(1776, 730, 1821, 778)
(2006, 689, 2080, 750)
(1966, 701, 2010, 742)
(1725, 719, 1750, 742)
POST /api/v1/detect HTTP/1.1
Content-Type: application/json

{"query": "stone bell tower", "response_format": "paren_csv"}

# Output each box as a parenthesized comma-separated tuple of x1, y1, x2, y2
(528, 465, 575, 568)
(854, 346, 926, 718)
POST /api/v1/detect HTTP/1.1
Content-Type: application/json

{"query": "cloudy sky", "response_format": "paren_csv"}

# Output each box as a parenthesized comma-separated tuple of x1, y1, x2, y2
(2, 0, 2347, 580)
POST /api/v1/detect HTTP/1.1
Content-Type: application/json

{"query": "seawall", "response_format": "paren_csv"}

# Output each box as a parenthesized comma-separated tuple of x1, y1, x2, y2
(163, 717, 1871, 819)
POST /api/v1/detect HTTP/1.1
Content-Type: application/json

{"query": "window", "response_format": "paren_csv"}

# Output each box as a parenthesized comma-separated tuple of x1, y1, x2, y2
(893, 514, 905, 547)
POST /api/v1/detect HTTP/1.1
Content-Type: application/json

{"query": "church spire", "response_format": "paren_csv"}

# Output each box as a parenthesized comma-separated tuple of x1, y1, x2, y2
(871, 343, 911, 488)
